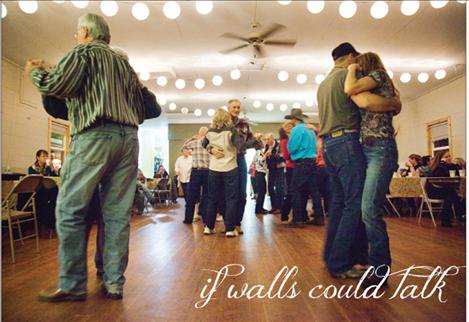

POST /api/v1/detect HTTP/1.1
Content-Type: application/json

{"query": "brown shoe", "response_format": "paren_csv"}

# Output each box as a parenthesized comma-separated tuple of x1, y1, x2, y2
(37, 288, 86, 302)
(330, 267, 364, 279)
(101, 284, 123, 300)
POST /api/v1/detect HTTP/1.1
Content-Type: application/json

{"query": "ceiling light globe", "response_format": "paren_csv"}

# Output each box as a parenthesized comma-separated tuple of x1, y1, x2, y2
(307, 0, 325, 14)
(434, 69, 446, 80)
(100, 1, 119, 17)
(18, 0, 38, 14)
(370, 1, 389, 19)
(181, 107, 189, 114)
(157, 76, 168, 87)
(400, 72, 411, 83)
(266, 103, 274, 111)
(253, 100, 261, 108)
(132, 2, 150, 21)
(71, 1, 88, 9)
(163, 1, 181, 20)
(196, 1, 213, 15)
(417, 72, 429, 83)
(400, 0, 419, 16)
(169, 103, 177, 111)
(296, 73, 308, 84)
(315, 74, 325, 84)
(278, 71, 289, 82)
(430, 1, 448, 9)
(339, 1, 357, 19)
(280, 104, 288, 112)
(175, 79, 186, 89)
(194, 109, 202, 117)
(207, 108, 215, 116)
(139, 71, 150, 81)
(230, 69, 241, 80)
(212, 75, 223, 86)
(194, 78, 205, 89)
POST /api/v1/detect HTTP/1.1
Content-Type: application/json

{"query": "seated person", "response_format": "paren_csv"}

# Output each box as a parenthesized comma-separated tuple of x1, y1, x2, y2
(418, 155, 431, 177)
(398, 154, 421, 177)
(154, 165, 169, 179)
(426, 150, 463, 227)
(454, 157, 466, 171)
(28, 149, 59, 176)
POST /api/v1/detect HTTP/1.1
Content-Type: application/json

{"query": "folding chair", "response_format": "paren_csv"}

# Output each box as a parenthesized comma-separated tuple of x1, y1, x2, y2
(2, 175, 43, 263)
(152, 178, 171, 205)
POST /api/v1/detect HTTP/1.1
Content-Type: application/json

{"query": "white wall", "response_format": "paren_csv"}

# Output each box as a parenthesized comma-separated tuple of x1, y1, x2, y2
(2, 59, 49, 173)
(394, 76, 466, 162)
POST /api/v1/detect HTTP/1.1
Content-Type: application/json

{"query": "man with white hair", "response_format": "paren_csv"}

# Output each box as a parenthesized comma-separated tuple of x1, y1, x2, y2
(26, 13, 150, 301)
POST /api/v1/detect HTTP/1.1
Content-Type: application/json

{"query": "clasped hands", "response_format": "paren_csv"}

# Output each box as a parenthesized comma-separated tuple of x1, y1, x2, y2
(24, 59, 45, 75)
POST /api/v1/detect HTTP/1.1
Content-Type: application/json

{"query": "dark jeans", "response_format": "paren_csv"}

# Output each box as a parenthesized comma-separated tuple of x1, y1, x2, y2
(290, 159, 324, 223)
(236, 156, 248, 226)
(250, 176, 257, 195)
(427, 186, 463, 224)
(206, 168, 239, 231)
(255, 172, 267, 213)
(184, 169, 208, 223)
(316, 166, 330, 214)
(281, 168, 294, 221)
(181, 182, 189, 203)
(268, 167, 285, 210)
(322, 133, 367, 274)
(362, 139, 398, 276)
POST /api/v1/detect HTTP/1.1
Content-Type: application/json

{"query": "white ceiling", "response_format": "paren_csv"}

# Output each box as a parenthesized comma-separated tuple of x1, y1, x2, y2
(2, 1, 466, 126)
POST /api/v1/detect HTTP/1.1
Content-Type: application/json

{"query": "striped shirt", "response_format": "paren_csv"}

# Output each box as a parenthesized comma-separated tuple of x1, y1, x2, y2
(184, 138, 210, 169)
(30, 40, 145, 135)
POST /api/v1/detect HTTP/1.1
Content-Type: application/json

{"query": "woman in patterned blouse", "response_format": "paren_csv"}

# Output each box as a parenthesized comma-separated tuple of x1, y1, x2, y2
(344, 52, 400, 287)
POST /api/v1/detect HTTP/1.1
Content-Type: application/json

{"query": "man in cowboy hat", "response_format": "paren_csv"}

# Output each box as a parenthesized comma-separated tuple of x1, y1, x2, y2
(285, 108, 324, 228)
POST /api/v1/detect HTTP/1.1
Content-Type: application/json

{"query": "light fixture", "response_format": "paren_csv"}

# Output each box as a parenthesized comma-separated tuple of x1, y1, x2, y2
(139, 71, 150, 81)
(315, 74, 325, 84)
(280, 104, 288, 112)
(18, 1, 38, 14)
(100, 1, 119, 17)
(71, 1, 89, 9)
(194, 78, 205, 89)
(212, 75, 223, 86)
(230, 69, 241, 80)
(132, 2, 150, 21)
(169, 103, 177, 110)
(370, 1, 388, 19)
(2, 3, 7, 18)
(306, 99, 314, 107)
(207, 108, 215, 116)
(400, 0, 419, 16)
(307, 0, 325, 14)
(220, 105, 228, 111)
(435, 69, 446, 80)
(157, 76, 168, 87)
(457, 0, 466, 3)
(400, 72, 411, 83)
(296, 73, 308, 84)
(194, 109, 202, 117)
(175, 79, 186, 89)
(253, 100, 261, 108)
(163, 1, 181, 20)
(339, 1, 357, 19)
(293, 102, 301, 109)
(417, 72, 429, 83)
(388, 70, 394, 79)
(53, 1, 65, 3)
(158, 97, 167, 106)
(266, 103, 274, 111)
(430, 1, 448, 9)
(278, 71, 289, 82)
(181, 107, 189, 114)
(196, 1, 213, 15)
(278, 0, 291, 5)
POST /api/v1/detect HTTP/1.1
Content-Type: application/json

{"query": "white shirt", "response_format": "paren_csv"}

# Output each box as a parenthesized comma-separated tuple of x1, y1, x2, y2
(175, 155, 193, 183)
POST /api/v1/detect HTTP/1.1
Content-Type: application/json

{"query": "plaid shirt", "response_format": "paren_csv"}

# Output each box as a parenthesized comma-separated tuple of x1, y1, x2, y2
(184, 138, 209, 169)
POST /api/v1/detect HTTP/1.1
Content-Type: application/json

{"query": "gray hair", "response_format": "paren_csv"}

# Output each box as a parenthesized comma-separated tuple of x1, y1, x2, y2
(78, 13, 111, 44)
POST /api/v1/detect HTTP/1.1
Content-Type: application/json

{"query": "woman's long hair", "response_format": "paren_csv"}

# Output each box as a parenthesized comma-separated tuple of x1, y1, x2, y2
(34, 149, 48, 166)
(211, 109, 233, 129)
(355, 52, 399, 96)
(428, 150, 448, 174)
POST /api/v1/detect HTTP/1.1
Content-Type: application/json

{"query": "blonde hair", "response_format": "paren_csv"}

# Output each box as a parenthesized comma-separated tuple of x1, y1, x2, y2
(356, 52, 398, 96)
(211, 109, 233, 129)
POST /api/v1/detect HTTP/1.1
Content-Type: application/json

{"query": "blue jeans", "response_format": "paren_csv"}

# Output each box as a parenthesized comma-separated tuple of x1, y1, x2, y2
(322, 133, 367, 274)
(255, 172, 267, 213)
(268, 167, 285, 210)
(57, 123, 138, 294)
(236, 156, 248, 226)
(206, 168, 239, 231)
(184, 169, 209, 223)
(362, 139, 398, 276)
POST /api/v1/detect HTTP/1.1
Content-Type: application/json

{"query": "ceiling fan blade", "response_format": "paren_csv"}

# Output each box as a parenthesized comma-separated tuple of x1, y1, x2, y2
(253, 45, 265, 58)
(258, 23, 286, 39)
(219, 44, 249, 55)
(264, 39, 297, 46)
(221, 32, 250, 42)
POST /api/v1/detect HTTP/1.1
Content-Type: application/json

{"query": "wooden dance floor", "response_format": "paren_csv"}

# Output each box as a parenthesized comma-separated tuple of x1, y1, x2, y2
(2, 199, 466, 322)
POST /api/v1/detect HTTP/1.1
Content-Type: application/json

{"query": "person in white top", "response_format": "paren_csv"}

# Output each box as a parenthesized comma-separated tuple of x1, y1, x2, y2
(174, 147, 193, 203)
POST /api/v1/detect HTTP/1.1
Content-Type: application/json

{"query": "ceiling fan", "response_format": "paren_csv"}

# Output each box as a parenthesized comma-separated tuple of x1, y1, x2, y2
(219, 22, 297, 58)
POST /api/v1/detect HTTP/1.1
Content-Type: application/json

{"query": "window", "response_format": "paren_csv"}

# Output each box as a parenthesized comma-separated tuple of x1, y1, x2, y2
(427, 117, 452, 157)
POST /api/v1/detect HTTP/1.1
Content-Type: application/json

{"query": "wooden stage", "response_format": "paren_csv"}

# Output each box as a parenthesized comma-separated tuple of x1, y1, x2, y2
(2, 199, 466, 322)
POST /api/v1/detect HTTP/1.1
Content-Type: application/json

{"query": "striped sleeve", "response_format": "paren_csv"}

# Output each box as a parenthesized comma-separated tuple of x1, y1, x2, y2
(30, 46, 87, 98)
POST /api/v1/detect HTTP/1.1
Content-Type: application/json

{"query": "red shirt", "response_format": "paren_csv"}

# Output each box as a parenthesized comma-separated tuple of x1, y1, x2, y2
(280, 138, 295, 168)
(316, 136, 325, 167)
